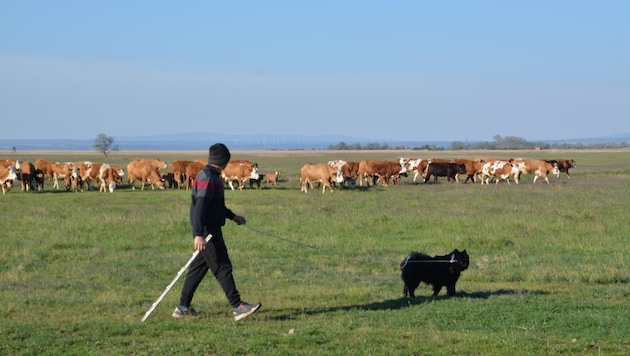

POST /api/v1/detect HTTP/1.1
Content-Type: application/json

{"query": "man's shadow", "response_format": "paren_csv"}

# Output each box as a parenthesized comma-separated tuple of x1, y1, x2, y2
(270, 289, 547, 320)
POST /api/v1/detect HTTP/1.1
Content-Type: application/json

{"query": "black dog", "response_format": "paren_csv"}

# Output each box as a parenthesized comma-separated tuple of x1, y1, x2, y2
(400, 249, 469, 298)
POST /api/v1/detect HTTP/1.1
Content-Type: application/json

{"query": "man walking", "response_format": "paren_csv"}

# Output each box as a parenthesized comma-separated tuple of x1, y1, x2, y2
(173, 143, 261, 321)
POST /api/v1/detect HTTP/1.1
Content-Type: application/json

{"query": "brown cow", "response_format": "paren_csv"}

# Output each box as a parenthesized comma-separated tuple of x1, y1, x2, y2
(35, 158, 54, 183)
(358, 160, 407, 187)
(15, 160, 37, 192)
(266, 171, 279, 187)
(372, 161, 408, 186)
(35, 158, 74, 190)
(185, 161, 205, 190)
(300, 163, 344, 193)
(127, 159, 166, 190)
(221, 160, 260, 191)
(452, 159, 483, 183)
(511, 159, 559, 184)
(1, 165, 18, 194)
(170, 160, 194, 189)
(544, 158, 576, 178)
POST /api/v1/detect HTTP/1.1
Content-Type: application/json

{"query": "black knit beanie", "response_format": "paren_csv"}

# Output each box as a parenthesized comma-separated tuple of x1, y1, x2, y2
(208, 143, 231, 165)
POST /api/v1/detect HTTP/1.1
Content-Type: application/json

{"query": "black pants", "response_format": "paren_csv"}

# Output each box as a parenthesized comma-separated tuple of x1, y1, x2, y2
(178, 227, 241, 308)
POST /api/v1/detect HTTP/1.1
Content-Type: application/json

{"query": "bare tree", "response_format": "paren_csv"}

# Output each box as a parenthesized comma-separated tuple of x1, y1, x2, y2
(93, 133, 116, 156)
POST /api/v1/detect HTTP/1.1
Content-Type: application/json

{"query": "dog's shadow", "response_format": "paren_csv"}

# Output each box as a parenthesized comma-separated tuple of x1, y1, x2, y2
(270, 289, 547, 320)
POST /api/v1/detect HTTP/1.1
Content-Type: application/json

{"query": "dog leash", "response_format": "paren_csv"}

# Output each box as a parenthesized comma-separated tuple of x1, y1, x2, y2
(244, 225, 400, 265)
(244, 225, 461, 268)
(399, 253, 459, 270)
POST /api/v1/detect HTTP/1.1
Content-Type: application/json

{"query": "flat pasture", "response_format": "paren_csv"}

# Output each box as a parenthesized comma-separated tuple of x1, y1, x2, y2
(1, 149, 629, 355)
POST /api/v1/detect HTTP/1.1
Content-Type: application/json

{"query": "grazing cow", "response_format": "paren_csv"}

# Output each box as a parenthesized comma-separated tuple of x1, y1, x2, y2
(221, 160, 260, 191)
(15, 160, 38, 191)
(480, 160, 520, 185)
(169, 160, 194, 189)
(266, 171, 279, 187)
(99, 167, 124, 193)
(70, 161, 93, 190)
(126, 159, 166, 190)
(87, 162, 120, 190)
(358, 160, 407, 187)
(544, 159, 576, 178)
(399, 158, 430, 182)
(300, 163, 344, 193)
(511, 159, 560, 184)
(423, 162, 466, 183)
(185, 162, 205, 190)
(97, 164, 125, 184)
(50, 162, 73, 190)
(65, 166, 84, 192)
(1, 165, 18, 194)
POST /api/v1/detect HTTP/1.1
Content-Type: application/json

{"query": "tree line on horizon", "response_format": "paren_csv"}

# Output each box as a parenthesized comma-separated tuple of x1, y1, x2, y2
(327, 135, 629, 151)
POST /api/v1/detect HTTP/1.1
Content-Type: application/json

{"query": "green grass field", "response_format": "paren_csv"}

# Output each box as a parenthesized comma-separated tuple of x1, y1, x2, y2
(1, 149, 629, 355)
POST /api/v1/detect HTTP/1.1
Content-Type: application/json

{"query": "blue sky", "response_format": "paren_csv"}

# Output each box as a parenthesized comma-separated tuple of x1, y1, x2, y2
(1, 1, 628, 142)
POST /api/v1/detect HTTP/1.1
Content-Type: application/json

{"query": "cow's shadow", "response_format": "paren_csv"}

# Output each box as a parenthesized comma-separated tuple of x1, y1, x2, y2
(269, 289, 547, 320)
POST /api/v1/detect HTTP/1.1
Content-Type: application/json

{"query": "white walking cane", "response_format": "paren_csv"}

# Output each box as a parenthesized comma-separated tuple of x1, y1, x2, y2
(141, 234, 212, 322)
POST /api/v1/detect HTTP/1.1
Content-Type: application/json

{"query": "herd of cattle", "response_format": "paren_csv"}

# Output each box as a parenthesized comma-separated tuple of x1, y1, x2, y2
(0, 156, 576, 194)
(303, 157, 576, 193)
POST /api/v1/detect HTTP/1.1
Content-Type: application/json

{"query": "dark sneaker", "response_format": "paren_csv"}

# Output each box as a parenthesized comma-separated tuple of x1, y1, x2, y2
(233, 302, 261, 321)
(172, 305, 201, 318)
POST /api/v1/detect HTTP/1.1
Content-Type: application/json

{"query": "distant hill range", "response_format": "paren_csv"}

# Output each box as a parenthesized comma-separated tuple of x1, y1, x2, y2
(1, 132, 629, 151)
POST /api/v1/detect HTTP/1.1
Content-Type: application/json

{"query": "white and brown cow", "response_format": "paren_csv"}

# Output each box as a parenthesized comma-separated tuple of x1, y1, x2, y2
(300, 163, 344, 193)
(83, 162, 105, 190)
(69, 161, 93, 190)
(127, 159, 166, 190)
(221, 160, 260, 191)
(65, 165, 83, 192)
(50, 162, 73, 190)
(1, 165, 18, 194)
(99, 166, 124, 193)
(511, 159, 560, 184)
(399, 157, 430, 182)
(328, 160, 358, 189)
(480, 160, 520, 185)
